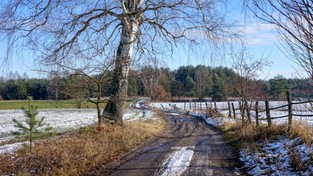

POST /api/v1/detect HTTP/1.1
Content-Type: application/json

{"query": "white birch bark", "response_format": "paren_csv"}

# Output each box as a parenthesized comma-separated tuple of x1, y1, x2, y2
(103, 0, 143, 124)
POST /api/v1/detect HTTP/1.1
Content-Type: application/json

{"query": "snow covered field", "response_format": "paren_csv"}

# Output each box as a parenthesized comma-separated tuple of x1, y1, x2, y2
(0, 109, 97, 141)
(0, 105, 154, 154)
(0, 109, 98, 154)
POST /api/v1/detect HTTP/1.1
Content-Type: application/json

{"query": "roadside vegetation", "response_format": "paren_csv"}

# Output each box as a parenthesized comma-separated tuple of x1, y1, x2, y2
(220, 119, 313, 174)
(222, 120, 313, 149)
(0, 117, 165, 175)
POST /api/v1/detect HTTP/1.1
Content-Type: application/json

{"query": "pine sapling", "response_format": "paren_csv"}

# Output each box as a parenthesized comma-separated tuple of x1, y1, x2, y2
(12, 97, 47, 153)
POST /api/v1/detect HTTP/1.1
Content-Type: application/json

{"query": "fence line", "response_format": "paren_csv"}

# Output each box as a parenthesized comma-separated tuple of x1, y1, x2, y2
(221, 91, 313, 132)
(171, 93, 313, 131)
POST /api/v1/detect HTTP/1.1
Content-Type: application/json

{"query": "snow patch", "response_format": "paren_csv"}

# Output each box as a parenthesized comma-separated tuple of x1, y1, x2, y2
(189, 112, 221, 126)
(240, 137, 313, 175)
(160, 146, 194, 176)
(0, 142, 25, 154)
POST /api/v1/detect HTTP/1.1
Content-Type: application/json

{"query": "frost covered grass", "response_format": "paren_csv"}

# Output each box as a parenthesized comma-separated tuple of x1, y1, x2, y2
(0, 118, 165, 176)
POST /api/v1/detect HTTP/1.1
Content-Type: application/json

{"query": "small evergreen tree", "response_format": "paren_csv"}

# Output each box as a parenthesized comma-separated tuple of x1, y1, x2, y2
(12, 97, 47, 152)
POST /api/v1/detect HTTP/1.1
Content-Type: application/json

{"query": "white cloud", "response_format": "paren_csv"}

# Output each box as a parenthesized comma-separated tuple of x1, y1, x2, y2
(243, 23, 278, 46)
(244, 23, 274, 34)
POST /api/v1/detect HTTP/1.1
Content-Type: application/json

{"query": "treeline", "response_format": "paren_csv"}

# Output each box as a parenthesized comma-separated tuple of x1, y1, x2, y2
(0, 65, 311, 101)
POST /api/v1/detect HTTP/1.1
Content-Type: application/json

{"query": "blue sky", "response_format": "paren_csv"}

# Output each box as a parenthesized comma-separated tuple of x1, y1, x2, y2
(0, 1, 302, 80)
(167, 2, 302, 80)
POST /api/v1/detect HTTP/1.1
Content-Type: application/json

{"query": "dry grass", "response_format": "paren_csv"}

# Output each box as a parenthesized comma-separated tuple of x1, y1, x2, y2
(222, 121, 288, 149)
(205, 108, 224, 117)
(0, 118, 165, 176)
(289, 120, 313, 148)
(222, 119, 313, 150)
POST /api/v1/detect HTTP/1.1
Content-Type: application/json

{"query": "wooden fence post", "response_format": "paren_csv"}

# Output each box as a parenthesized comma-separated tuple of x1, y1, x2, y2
(232, 103, 236, 119)
(286, 91, 292, 132)
(265, 100, 272, 126)
(255, 101, 259, 127)
(228, 101, 231, 118)
(194, 101, 196, 110)
(200, 100, 202, 110)
(184, 101, 186, 110)
(205, 101, 208, 110)
(189, 100, 191, 110)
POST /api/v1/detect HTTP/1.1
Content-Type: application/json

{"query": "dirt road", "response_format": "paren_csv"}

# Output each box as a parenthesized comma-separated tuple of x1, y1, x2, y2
(102, 112, 240, 176)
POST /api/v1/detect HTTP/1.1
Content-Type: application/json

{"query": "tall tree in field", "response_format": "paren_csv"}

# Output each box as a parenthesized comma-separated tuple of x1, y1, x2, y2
(0, 0, 232, 124)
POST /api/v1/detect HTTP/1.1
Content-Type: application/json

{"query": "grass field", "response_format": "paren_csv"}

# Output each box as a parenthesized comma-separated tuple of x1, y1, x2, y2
(0, 100, 107, 110)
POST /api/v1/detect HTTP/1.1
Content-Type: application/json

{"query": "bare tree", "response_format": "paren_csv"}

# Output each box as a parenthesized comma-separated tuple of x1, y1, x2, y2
(248, 0, 313, 79)
(232, 44, 270, 123)
(0, 0, 233, 124)
(53, 59, 114, 126)
(138, 65, 169, 100)
(232, 44, 270, 100)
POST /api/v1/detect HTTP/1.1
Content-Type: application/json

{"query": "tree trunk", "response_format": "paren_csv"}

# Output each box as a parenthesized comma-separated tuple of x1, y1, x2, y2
(102, 12, 140, 124)
(96, 83, 102, 126)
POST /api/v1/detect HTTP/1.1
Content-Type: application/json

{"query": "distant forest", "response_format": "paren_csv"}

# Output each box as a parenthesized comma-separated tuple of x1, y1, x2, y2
(0, 65, 311, 101)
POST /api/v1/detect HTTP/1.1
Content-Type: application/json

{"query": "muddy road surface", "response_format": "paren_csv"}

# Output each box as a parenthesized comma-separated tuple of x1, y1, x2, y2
(102, 112, 240, 176)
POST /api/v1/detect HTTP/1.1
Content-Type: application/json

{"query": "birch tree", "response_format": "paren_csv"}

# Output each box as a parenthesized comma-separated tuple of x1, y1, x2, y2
(0, 0, 232, 124)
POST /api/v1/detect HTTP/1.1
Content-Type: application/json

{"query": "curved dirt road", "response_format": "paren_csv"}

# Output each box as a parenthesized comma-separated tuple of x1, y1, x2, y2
(102, 112, 240, 176)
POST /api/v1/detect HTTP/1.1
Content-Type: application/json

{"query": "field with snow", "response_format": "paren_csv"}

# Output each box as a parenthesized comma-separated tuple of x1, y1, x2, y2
(0, 102, 153, 154)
